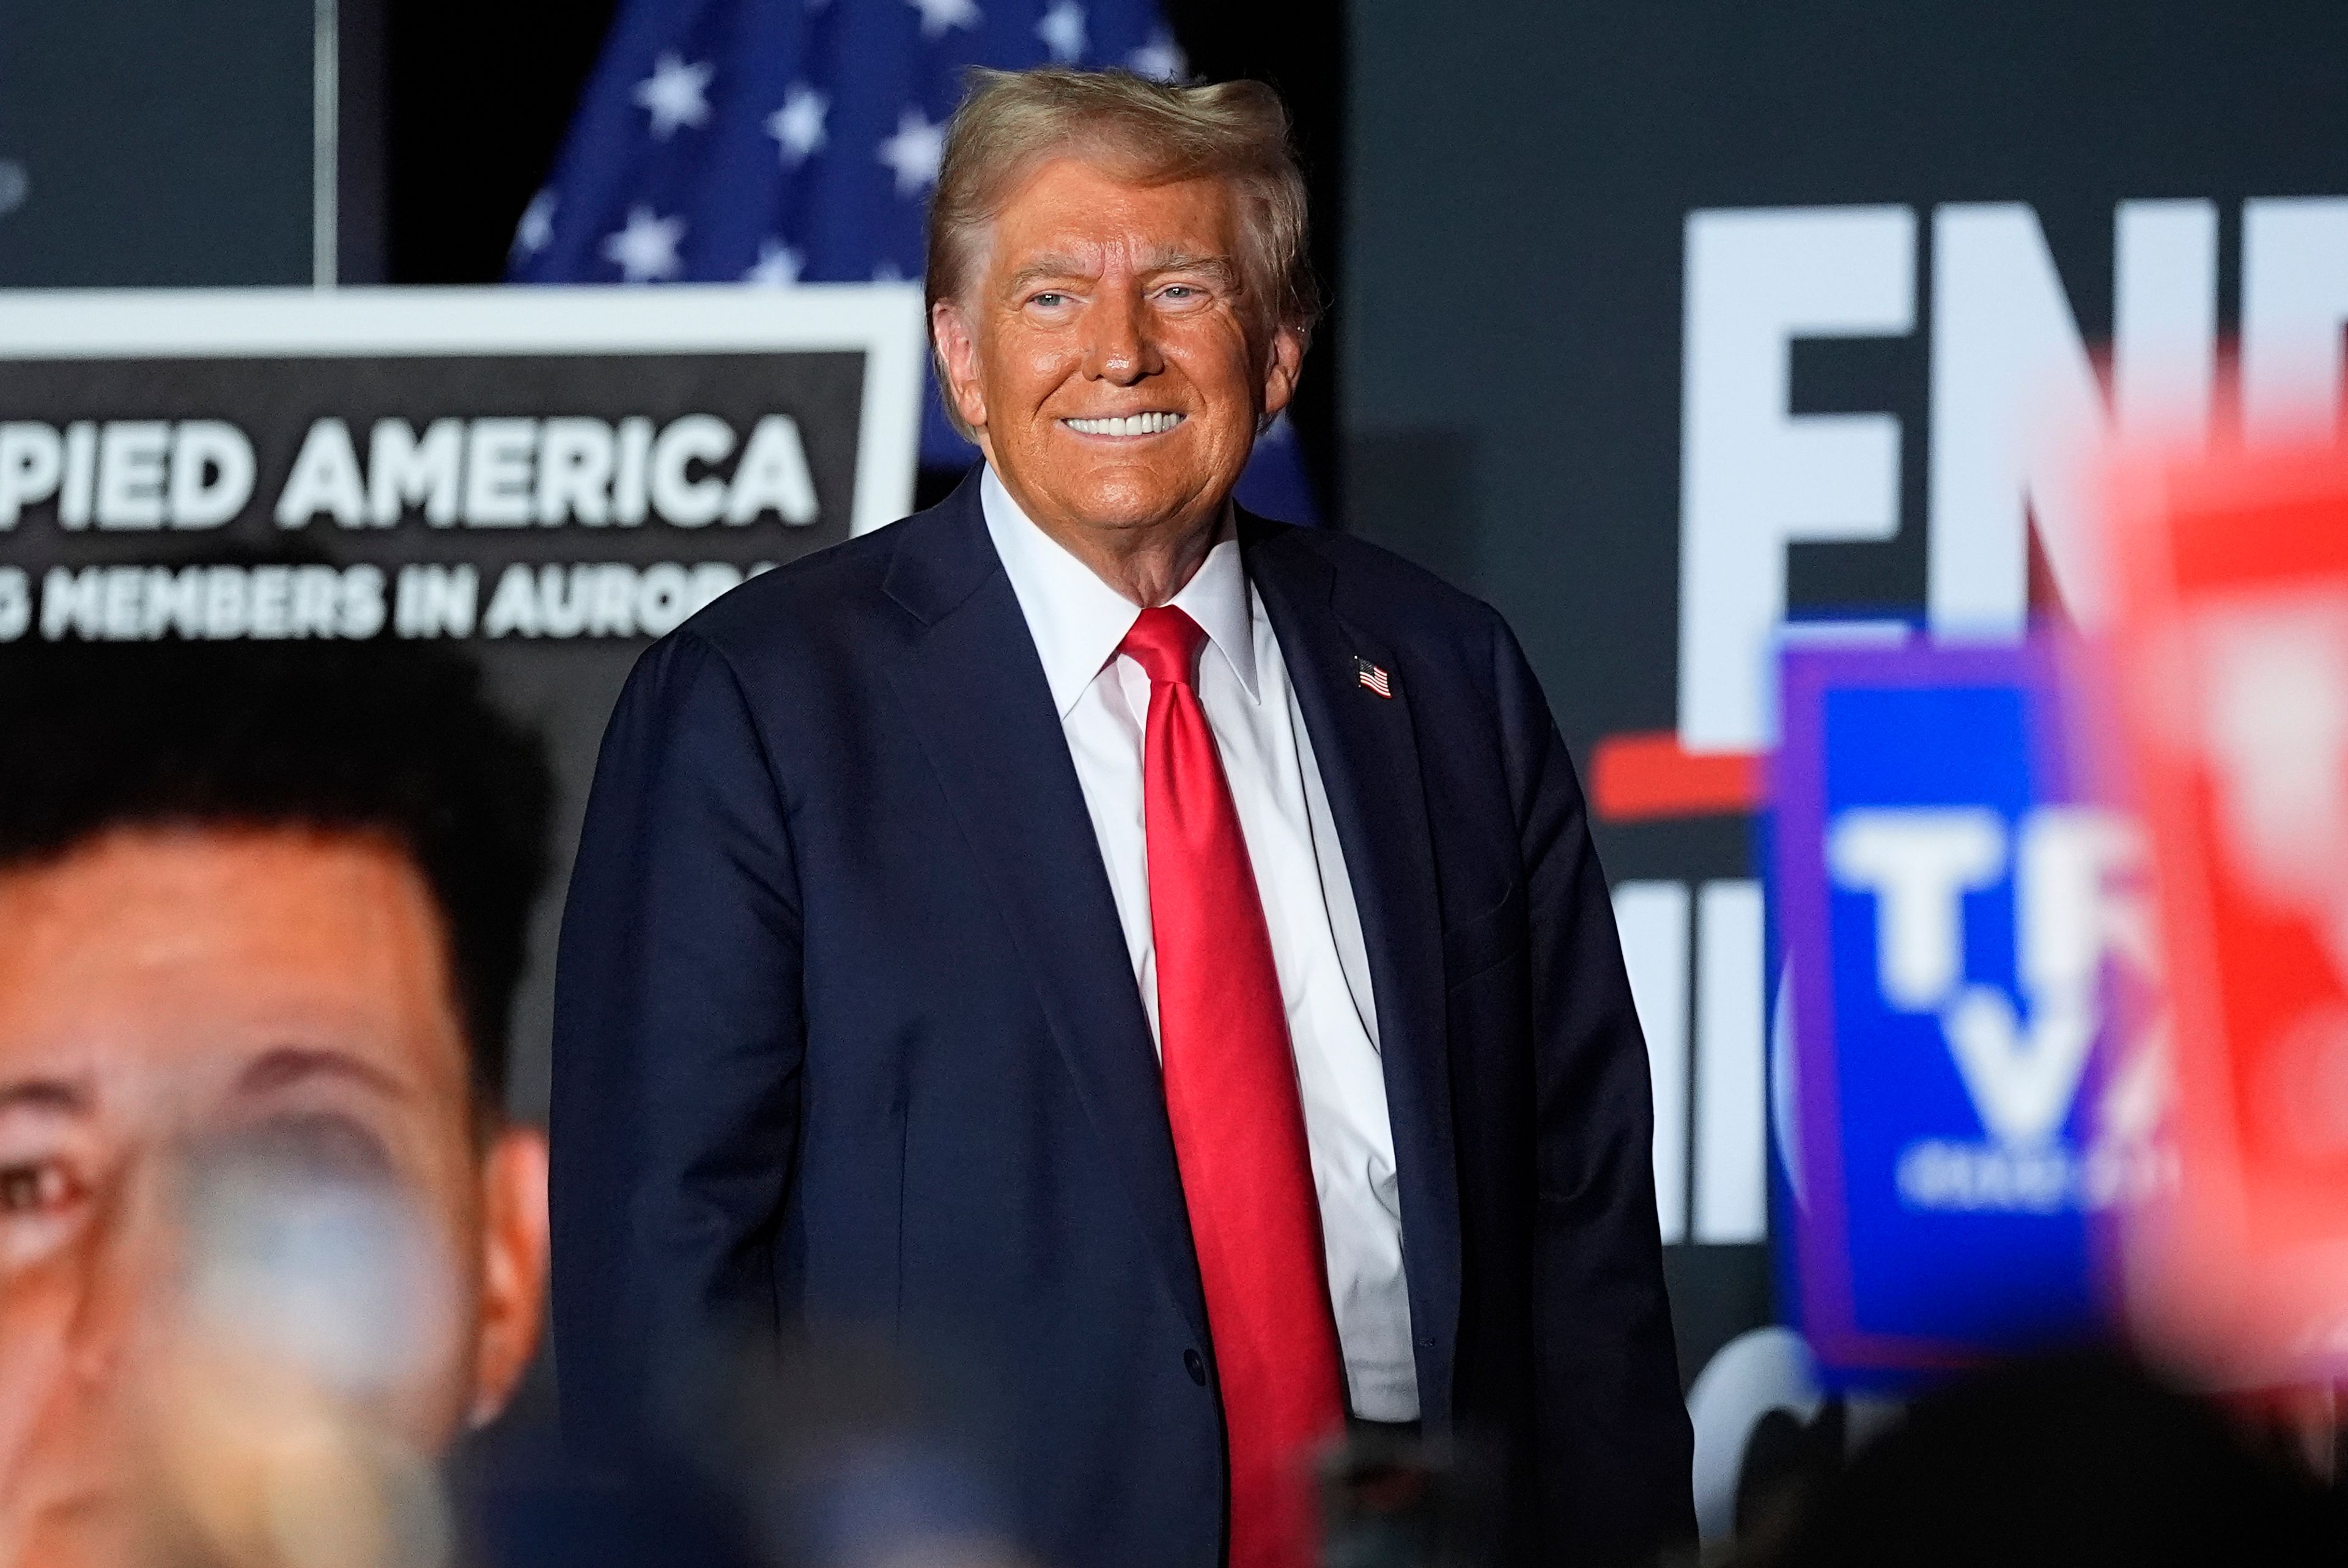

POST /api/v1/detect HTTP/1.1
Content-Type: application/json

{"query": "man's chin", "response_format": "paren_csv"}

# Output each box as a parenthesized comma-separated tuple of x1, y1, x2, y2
(1029, 473, 1235, 536)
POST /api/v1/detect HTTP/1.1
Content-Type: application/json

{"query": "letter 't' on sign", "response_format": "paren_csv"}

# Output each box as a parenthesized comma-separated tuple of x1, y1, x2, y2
(1828, 808, 2006, 1010)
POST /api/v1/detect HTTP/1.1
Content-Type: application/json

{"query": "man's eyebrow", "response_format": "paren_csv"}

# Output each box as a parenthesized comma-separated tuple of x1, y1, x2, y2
(235, 1046, 409, 1102)
(1139, 251, 1236, 283)
(1003, 252, 1238, 296)
(0, 1078, 91, 1116)
(1003, 254, 1098, 294)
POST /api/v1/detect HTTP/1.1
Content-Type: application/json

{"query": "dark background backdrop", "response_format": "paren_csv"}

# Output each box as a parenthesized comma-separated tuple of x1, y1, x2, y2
(0, 0, 316, 284)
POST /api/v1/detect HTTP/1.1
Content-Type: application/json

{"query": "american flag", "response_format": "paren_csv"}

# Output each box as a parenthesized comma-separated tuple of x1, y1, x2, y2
(1354, 657, 1391, 699)
(509, 0, 1320, 524)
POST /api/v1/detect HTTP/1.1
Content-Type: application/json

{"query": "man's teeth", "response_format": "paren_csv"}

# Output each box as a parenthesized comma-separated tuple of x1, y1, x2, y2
(1065, 412, 1184, 436)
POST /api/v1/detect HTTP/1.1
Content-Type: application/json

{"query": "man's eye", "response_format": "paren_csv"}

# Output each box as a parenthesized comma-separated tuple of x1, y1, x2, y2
(1028, 292, 1068, 309)
(232, 1113, 396, 1184)
(0, 1161, 76, 1216)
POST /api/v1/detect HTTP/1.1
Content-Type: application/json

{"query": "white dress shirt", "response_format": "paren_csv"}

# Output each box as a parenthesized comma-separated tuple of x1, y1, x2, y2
(980, 466, 1419, 1421)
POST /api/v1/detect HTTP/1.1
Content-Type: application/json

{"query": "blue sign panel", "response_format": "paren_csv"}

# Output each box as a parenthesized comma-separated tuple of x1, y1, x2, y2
(1774, 640, 2133, 1382)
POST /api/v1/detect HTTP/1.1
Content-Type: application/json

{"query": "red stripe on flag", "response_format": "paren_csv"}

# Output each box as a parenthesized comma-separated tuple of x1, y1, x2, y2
(1589, 731, 1762, 822)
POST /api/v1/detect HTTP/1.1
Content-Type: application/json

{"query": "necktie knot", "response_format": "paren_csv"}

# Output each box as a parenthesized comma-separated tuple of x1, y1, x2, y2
(1120, 605, 1206, 689)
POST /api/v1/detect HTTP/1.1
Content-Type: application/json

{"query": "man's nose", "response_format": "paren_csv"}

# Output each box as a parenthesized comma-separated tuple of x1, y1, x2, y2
(1080, 291, 1160, 385)
(63, 1170, 164, 1389)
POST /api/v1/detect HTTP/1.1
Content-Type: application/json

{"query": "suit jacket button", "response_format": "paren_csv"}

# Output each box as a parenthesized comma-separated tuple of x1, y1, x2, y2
(1184, 1349, 1206, 1386)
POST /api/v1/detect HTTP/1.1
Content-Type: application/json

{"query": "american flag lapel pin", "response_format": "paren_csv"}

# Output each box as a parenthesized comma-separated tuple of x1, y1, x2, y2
(1354, 657, 1393, 699)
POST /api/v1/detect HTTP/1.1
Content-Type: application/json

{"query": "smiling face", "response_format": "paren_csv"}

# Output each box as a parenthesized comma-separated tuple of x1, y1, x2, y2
(932, 154, 1303, 553)
(0, 827, 547, 1568)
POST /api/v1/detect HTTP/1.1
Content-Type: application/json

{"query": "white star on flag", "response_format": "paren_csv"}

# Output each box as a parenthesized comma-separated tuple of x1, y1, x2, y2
(765, 84, 829, 166)
(906, 0, 981, 40)
(1128, 28, 1186, 82)
(1036, 1, 1087, 62)
(745, 240, 805, 285)
(513, 189, 556, 256)
(633, 53, 714, 139)
(873, 259, 906, 283)
(602, 207, 687, 282)
(876, 107, 946, 197)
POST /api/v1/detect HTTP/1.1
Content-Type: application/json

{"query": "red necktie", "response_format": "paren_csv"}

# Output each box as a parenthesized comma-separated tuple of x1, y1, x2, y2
(1120, 605, 1346, 1568)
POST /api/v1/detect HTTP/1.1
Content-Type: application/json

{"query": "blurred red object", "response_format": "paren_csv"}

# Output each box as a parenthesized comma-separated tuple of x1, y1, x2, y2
(2106, 438, 2348, 1387)
(1588, 731, 1761, 821)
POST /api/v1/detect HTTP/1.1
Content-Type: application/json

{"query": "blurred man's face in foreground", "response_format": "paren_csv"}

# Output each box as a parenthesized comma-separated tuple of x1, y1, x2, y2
(0, 826, 548, 1567)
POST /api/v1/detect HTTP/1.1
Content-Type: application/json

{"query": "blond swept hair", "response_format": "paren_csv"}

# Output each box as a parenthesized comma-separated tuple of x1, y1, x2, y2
(925, 67, 1316, 439)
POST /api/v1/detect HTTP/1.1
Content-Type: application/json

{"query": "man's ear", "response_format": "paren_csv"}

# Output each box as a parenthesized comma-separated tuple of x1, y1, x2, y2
(1259, 324, 1305, 429)
(930, 300, 989, 435)
(467, 1125, 550, 1429)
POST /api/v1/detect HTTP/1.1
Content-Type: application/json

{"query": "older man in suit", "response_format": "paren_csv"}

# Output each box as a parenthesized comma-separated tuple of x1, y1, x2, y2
(553, 65, 1692, 1568)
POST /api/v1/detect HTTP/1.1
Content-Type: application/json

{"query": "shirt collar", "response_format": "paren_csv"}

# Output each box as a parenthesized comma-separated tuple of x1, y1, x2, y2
(980, 464, 1259, 718)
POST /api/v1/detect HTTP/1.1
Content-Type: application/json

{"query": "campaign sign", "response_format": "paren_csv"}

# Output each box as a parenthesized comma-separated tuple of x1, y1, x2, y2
(2106, 443, 2348, 1386)
(0, 286, 925, 646)
(1775, 640, 2139, 1382)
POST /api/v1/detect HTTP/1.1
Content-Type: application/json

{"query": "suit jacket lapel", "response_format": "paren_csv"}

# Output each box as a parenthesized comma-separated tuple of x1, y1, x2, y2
(881, 480, 1209, 1347)
(1246, 517, 1464, 1431)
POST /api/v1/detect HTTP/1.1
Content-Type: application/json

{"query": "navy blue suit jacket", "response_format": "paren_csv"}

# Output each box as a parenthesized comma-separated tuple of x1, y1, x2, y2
(551, 474, 1694, 1566)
